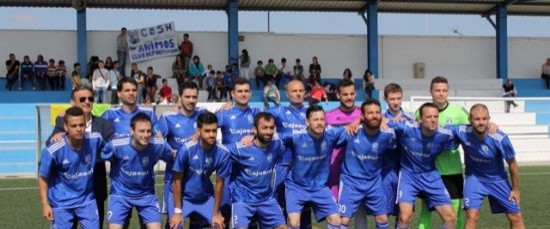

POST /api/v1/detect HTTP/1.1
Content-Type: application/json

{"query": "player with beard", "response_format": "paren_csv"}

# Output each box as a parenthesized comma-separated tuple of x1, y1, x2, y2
(338, 99, 396, 229)
(215, 112, 287, 229)
(169, 112, 231, 229)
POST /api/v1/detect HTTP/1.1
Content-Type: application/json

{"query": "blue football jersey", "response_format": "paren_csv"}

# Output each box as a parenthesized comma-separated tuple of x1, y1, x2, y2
(38, 133, 105, 208)
(391, 122, 456, 174)
(449, 126, 516, 181)
(102, 137, 172, 197)
(227, 139, 286, 203)
(172, 141, 231, 202)
(156, 109, 205, 182)
(382, 109, 414, 172)
(267, 105, 307, 135)
(341, 127, 396, 180)
(215, 105, 261, 144)
(101, 106, 158, 140)
(283, 126, 347, 191)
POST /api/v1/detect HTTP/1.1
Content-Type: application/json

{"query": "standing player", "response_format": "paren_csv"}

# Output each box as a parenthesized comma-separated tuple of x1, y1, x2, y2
(169, 112, 231, 229)
(339, 100, 396, 229)
(48, 85, 114, 229)
(417, 76, 469, 229)
(215, 77, 261, 227)
(38, 107, 105, 229)
(101, 77, 158, 140)
(393, 103, 457, 229)
(218, 112, 288, 229)
(447, 104, 525, 229)
(155, 81, 207, 227)
(266, 79, 311, 228)
(101, 113, 172, 229)
(381, 83, 414, 220)
(284, 106, 347, 229)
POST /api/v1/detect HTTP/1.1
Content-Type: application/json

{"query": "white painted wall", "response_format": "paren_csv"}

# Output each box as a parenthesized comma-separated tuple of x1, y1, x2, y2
(2, 30, 550, 80)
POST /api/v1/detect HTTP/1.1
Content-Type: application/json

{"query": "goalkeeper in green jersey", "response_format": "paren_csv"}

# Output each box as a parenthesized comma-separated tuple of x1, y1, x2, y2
(416, 76, 469, 229)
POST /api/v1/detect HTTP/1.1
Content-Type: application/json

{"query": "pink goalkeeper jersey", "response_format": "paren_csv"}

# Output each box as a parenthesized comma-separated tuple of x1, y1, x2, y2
(325, 106, 362, 200)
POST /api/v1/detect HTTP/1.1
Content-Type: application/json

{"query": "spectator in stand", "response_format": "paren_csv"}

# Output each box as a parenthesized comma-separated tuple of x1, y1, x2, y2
(47, 59, 58, 91)
(172, 55, 187, 92)
(5, 53, 20, 91)
(202, 64, 214, 88)
(277, 57, 291, 88)
(308, 80, 328, 106)
(264, 59, 277, 86)
(159, 78, 172, 104)
(224, 65, 237, 101)
(240, 49, 251, 79)
(145, 66, 161, 103)
(503, 79, 518, 113)
(117, 27, 129, 76)
(19, 55, 35, 91)
(71, 63, 81, 90)
(541, 58, 550, 89)
(104, 56, 114, 71)
(56, 60, 67, 90)
(179, 33, 193, 67)
(309, 56, 322, 77)
(35, 55, 48, 90)
(307, 70, 321, 92)
(263, 79, 281, 109)
(109, 61, 121, 104)
(188, 55, 205, 89)
(130, 63, 146, 104)
(86, 56, 99, 80)
(254, 60, 265, 89)
(293, 58, 305, 85)
(342, 68, 352, 80)
(216, 70, 226, 101)
(92, 60, 109, 103)
(363, 69, 375, 99)
(206, 70, 217, 102)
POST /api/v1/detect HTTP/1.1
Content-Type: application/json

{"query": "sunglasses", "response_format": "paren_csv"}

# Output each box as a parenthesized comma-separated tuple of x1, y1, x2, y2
(78, 97, 94, 103)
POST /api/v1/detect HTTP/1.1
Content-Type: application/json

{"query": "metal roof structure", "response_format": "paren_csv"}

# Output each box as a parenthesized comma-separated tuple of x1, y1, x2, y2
(1, 0, 550, 16)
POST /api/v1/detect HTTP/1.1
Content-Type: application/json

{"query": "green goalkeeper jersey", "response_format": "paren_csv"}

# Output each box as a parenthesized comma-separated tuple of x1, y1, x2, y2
(416, 102, 469, 175)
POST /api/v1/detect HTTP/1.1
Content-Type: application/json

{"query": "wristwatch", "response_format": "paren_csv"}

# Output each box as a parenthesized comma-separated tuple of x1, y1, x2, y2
(174, 208, 182, 214)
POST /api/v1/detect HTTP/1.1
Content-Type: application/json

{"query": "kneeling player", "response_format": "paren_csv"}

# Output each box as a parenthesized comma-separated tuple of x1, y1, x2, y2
(102, 113, 172, 229)
(169, 112, 231, 228)
(447, 104, 525, 229)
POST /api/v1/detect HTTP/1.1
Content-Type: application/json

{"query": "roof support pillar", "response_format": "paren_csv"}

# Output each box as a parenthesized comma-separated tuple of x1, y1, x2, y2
(496, 4, 508, 80)
(76, 9, 88, 77)
(227, 0, 239, 66)
(367, 1, 379, 78)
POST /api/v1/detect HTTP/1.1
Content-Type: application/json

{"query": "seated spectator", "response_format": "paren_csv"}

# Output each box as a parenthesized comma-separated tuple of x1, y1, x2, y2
(172, 55, 187, 92)
(71, 63, 81, 90)
(206, 70, 217, 102)
(47, 59, 58, 90)
(216, 70, 227, 102)
(307, 70, 321, 92)
(188, 55, 205, 89)
(92, 60, 109, 103)
(309, 56, 322, 77)
(5, 53, 20, 91)
(109, 61, 121, 104)
(264, 59, 277, 86)
(34, 55, 48, 90)
(19, 55, 35, 91)
(254, 60, 265, 89)
(293, 58, 305, 85)
(56, 60, 67, 90)
(342, 68, 352, 80)
(104, 56, 114, 71)
(263, 79, 280, 109)
(308, 80, 328, 106)
(363, 69, 375, 99)
(224, 65, 236, 101)
(159, 78, 172, 104)
(277, 57, 291, 88)
(503, 79, 518, 113)
(542, 58, 550, 89)
(145, 66, 161, 103)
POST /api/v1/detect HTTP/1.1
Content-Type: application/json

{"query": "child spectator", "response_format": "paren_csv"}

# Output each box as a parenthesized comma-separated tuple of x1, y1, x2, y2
(56, 60, 67, 90)
(309, 80, 328, 106)
(159, 78, 172, 104)
(206, 70, 217, 102)
(263, 79, 280, 109)
(216, 70, 226, 102)
(19, 55, 35, 91)
(47, 59, 58, 90)
(254, 60, 265, 89)
(71, 63, 81, 90)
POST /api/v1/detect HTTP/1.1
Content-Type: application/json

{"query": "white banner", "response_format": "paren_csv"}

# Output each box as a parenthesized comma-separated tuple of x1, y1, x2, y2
(128, 22, 179, 63)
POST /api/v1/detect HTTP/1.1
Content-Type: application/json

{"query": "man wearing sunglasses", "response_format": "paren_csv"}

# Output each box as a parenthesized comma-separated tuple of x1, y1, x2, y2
(47, 85, 115, 229)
